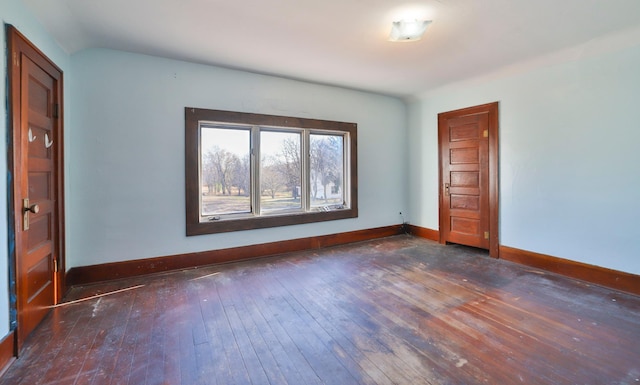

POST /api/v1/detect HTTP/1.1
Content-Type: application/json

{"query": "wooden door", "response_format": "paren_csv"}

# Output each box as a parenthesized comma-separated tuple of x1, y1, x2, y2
(438, 102, 499, 257)
(8, 26, 65, 350)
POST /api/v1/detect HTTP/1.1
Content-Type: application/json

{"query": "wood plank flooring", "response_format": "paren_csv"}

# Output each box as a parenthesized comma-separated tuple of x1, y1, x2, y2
(1, 235, 639, 384)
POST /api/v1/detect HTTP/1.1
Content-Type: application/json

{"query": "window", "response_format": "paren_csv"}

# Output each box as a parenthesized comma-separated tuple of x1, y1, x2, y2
(185, 108, 358, 235)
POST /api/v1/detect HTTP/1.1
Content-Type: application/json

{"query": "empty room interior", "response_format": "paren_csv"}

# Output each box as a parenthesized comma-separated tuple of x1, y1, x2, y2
(1, 0, 640, 384)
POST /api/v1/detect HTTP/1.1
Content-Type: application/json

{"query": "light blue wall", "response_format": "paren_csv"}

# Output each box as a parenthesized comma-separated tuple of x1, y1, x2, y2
(68, 49, 408, 268)
(408, 42, 640, 275)
(1, 0, 70, 340)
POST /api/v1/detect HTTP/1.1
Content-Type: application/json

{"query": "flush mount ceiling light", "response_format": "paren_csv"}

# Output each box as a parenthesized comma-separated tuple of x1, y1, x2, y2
(389, 19, 432, 42)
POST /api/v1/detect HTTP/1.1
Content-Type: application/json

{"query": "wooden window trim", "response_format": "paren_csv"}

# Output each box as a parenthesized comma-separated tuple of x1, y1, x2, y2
(185, 108, 358, 236)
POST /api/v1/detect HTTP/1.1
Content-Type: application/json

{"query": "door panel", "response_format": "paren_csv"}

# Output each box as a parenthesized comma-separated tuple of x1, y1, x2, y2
(18, 55, 57, 344)
(9, 26, 65, 351)
(439, 103, 499, 255)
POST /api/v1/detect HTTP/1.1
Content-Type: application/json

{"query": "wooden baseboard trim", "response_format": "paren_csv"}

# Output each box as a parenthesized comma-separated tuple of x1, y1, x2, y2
(407, 225, 439, 242)
(67, 225, 404, 286)
(500, 246, 640, 296)
(0, 331, 15, 378)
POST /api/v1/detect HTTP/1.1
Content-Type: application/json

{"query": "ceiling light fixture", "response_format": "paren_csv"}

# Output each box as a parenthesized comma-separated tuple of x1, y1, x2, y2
(389, 19, 432, 42)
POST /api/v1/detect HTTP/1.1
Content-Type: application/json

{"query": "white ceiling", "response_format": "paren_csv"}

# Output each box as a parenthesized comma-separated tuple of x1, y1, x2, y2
(23, 0, 640, 98)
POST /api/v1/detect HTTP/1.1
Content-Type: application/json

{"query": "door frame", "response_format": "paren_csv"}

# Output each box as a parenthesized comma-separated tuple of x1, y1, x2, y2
(438, 102, 499, 258)
(7, 25, 66, 352)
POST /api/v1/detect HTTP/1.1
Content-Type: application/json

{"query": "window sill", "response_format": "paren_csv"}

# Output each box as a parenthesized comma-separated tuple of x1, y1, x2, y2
(187, 208, 358, 236)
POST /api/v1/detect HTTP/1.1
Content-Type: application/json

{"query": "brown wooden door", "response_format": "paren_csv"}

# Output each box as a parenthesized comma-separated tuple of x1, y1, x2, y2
(8, 26, 65, 350)
(438, 102, 499, 257)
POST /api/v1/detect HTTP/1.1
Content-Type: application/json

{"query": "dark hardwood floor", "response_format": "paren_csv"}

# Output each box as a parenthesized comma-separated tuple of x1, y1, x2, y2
(2, 235, 639, 385)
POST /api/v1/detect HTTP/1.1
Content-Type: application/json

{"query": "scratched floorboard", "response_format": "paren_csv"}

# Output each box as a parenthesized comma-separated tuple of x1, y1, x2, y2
(1, 235, 639, 385)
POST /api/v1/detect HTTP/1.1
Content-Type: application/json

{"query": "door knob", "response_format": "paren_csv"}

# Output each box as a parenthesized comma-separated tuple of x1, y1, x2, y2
(25, 204, 40, 214)
(22, 198, 39, 230)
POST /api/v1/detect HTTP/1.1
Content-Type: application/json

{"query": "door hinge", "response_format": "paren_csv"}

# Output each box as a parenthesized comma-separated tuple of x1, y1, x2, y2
(53, 104, 59, 119)
(13, 52, 19, 67)
(483, 130, 488, 138)
(53, 257, 58, 273)
(484, 231, 489, 239)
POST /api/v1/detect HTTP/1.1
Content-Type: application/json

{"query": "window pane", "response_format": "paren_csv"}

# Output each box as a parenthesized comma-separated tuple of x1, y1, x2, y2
(260, 131, 302, 213)
(200, 126, 251, 217)
(310, 134, 344, 209)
